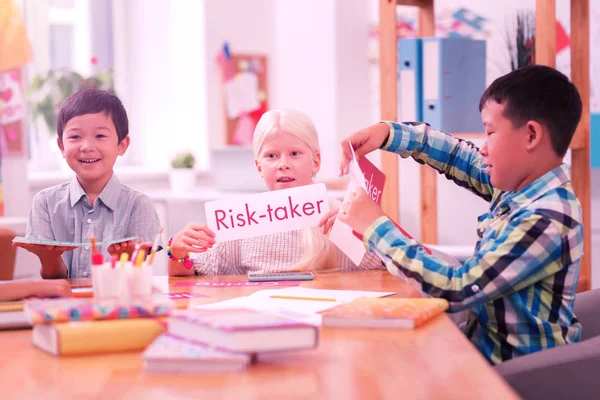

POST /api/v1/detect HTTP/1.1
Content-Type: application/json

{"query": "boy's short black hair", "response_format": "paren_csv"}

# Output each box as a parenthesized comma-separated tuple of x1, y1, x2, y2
(56, 89, 129, 143)
(479, 65, 582, 157)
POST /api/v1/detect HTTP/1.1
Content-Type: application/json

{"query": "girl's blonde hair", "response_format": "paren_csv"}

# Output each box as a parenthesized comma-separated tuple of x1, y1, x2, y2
(253, 109, 336, 271)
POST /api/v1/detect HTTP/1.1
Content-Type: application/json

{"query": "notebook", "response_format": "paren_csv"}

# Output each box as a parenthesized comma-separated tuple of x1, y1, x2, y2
(12, 236, 139, 247)
(169, 308, 319, 353)
(25, 296, 172, 325)
(143, 333, 251, 373)
(320, 297, 449, 329)
(0, 301, 30, 330)
(32, 318, 167, 356)
(210, 147, 266, 192)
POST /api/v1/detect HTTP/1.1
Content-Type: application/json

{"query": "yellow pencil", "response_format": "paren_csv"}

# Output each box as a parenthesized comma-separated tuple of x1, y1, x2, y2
(0, 301, 25, 312)
(269, 295, 337, 302)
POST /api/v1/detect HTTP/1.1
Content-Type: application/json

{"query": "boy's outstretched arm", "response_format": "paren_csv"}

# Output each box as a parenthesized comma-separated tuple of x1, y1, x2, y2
(24, 192, 71, 279)
(341, 190, 580, 312)
(0, 279, 73, 301)
(341, 122, 496, 202)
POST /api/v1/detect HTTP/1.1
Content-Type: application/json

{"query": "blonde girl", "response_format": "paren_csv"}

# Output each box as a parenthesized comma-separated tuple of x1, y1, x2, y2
(168, 109, 382, 276)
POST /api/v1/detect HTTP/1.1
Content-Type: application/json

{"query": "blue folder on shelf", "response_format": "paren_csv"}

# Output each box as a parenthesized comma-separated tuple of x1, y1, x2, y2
(421, 37, 486, 133)
(397, 38, 423, 123)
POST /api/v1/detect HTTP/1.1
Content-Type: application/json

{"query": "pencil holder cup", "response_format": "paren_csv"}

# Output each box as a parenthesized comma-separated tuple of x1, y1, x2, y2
(127, 262, 153, 298)
(92, 263, 126, 299)
(92, 261, 153, 301)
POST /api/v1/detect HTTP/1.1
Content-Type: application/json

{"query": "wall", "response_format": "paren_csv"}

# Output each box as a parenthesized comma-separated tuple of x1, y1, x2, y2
(204, 0, 276, 151)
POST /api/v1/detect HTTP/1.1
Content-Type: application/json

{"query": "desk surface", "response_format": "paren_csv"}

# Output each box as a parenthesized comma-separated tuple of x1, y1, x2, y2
(0, 271, 518, 400)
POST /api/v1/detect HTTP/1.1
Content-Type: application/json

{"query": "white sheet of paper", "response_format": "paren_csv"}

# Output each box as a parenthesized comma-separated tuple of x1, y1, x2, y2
(194, 287, 395, 326)
(204, 183, 330, 242)
(224, 72, 260, 119)
(328, 143, 369, 265)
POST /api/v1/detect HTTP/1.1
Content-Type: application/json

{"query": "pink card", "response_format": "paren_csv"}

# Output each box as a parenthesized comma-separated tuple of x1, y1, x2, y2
(358, 156, 386, 205)
(167, 292, 209, 300)
(173, 280, 301, 288)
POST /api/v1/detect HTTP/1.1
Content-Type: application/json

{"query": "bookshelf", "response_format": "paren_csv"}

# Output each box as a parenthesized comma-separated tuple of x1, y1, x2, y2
(378, 0, 591, 291)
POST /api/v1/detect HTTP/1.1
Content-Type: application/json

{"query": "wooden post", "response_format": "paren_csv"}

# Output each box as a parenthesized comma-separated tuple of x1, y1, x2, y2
(570, 0, 591, 292)
(417, 0, 437, 244)
(379, 0, 399, 221)
(535, 0, 556, 68)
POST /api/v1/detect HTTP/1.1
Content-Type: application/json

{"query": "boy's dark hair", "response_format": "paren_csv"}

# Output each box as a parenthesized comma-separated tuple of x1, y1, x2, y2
(479, 65, 582, 157)
(56, 89, 129, 143)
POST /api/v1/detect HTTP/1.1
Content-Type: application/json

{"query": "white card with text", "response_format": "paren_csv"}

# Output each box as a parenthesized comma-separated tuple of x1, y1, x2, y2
(328, 145, 369, 266)
(205, 183, 330, 242)
(329, 143, 388, 266)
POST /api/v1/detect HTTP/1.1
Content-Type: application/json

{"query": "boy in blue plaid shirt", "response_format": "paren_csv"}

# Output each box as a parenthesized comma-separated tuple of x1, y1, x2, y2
(333, 65, 583, 365)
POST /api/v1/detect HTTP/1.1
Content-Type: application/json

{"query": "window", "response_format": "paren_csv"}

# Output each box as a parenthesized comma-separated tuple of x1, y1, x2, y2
(23, 0, 209, 176)
(23, 0, 121, 173)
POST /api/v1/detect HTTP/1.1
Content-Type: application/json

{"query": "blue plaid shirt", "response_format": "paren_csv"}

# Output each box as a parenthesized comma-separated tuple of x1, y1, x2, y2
(364, 122, 583, 365)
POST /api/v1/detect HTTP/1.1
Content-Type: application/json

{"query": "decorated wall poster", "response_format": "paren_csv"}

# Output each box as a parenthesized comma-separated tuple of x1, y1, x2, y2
(0, 69, 26, 156)
(215, 43, 268, 145)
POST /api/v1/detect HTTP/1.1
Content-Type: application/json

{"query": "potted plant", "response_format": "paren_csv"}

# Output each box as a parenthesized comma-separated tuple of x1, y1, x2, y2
(28, 67, 115, 134)
(170, 151, 196, 193)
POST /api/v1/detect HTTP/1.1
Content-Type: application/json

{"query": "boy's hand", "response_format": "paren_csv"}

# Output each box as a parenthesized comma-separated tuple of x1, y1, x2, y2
(318, 209, 339, 235)
(171, 223, 216, 258)
(340, 122, 390, 176)
(31, 279, 73, 298)
(339, 188, 385, 235)
(107, 240, 153, 259)
(12, 243, 76, 262)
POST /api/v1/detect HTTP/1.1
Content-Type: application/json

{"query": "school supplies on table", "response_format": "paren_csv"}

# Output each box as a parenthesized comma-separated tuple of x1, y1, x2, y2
(12, 236, 139, 247)
(24, 296, 172, 325)
(0, 300, 29, 329)
(142, 333, 251, 373)
(92, 256, 153, 300)
(32, 318, 167, 356)
(169, 308, 318, 353)
(320, 297, 449, 329)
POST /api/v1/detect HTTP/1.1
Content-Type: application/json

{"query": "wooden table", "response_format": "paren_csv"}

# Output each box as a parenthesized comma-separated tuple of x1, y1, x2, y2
(0, 271, 519, 399)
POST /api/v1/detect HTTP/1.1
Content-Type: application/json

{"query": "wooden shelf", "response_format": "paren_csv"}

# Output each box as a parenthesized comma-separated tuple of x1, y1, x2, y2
(379, 0, 591, 292)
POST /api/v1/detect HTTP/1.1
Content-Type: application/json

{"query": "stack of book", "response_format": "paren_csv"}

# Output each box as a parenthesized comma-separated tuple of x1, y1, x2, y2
(142, 308, 319, 373)
(24, 296, 172, 356)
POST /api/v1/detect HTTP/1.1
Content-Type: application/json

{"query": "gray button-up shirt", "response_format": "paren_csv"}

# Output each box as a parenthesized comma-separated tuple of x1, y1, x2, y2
(26, 174, 161, 278)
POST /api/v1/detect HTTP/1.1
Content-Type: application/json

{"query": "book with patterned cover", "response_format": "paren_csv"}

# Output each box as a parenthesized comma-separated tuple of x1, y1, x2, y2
(320, 297, 449, 329)
(25, 296, 172, 325)
(143, 333, 251, 373)
(169, 308, 319, 353)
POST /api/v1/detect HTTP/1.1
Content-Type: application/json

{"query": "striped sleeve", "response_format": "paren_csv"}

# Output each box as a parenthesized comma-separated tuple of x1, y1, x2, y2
(382, 121, 496, 202)
(363, 212, 570, 312)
